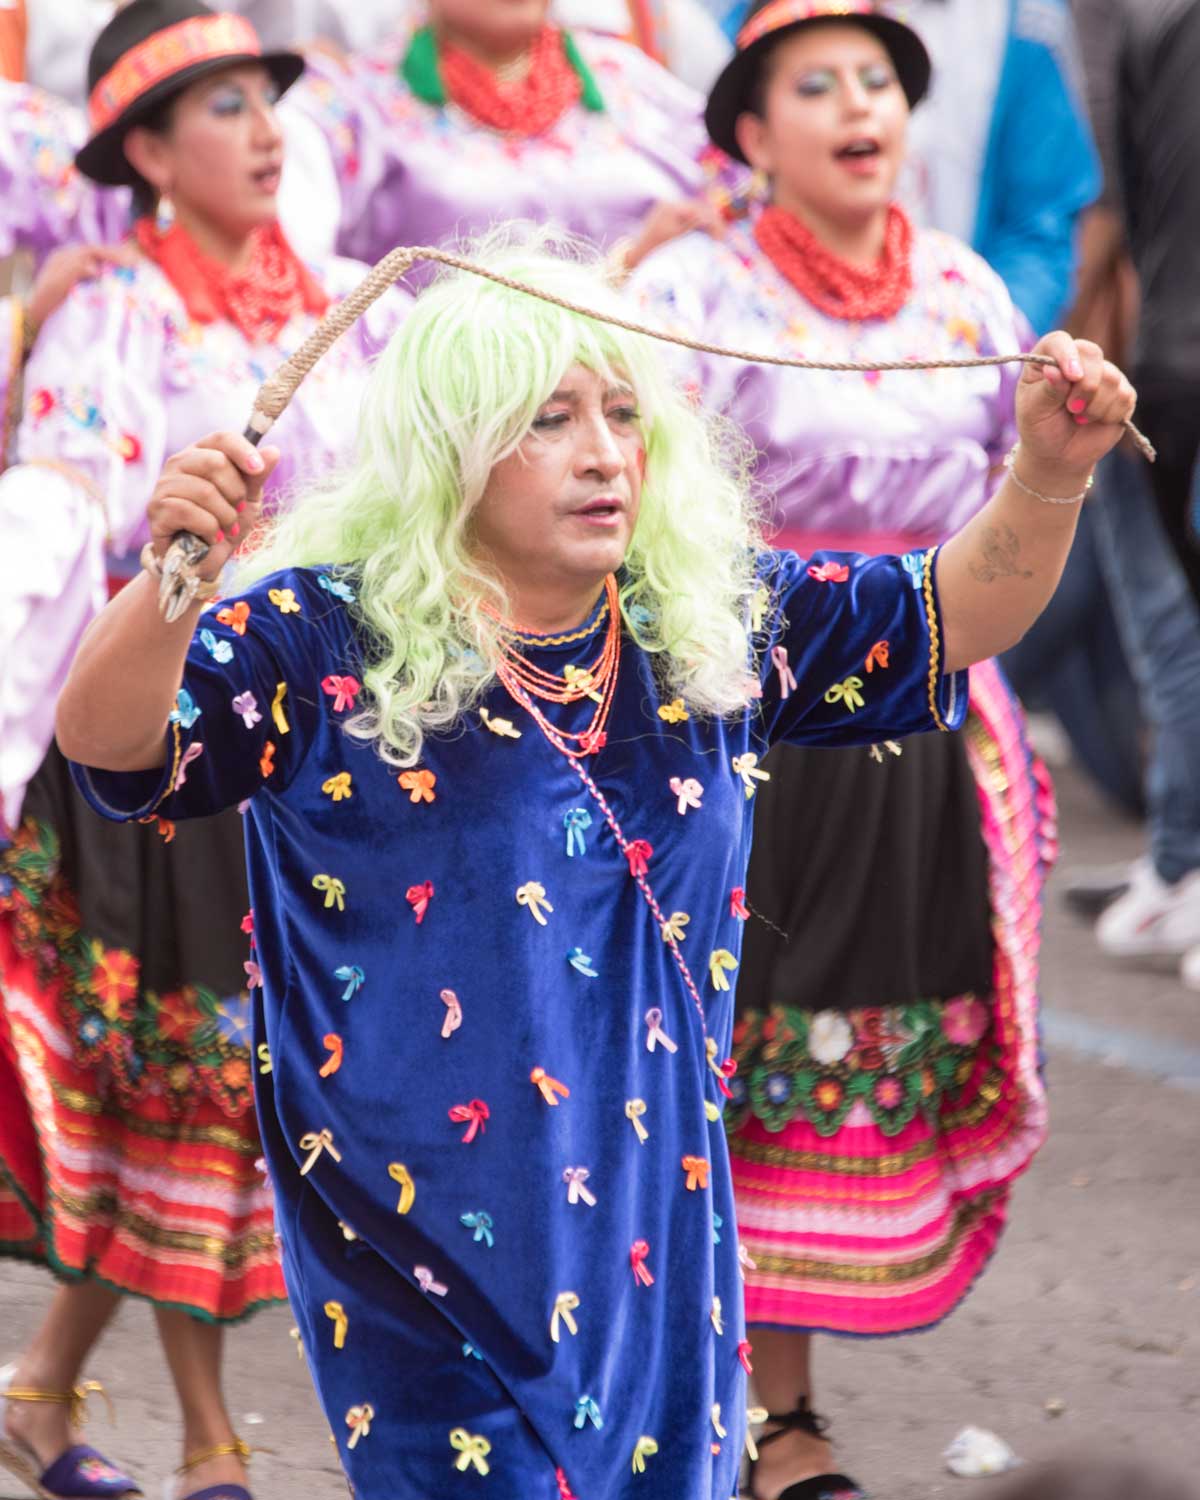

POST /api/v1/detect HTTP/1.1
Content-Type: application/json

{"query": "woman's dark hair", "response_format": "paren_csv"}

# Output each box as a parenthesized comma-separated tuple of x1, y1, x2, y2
(123, 93, 180, 220)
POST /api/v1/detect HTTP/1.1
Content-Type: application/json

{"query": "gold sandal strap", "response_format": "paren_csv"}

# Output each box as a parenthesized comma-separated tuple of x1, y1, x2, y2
(3, 1381, 114, 1428)
(176, 1437, 272, 1476)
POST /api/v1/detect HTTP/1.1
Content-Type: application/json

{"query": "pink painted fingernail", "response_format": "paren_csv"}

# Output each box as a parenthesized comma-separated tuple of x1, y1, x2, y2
(237, 501, 247, 513)
(246, 452, 264, 471)
(230, 521, 240, 538)
(215, 529, 224, 544)
(1074, 415, 1090, 426)
(1067, 398, 1086, 413)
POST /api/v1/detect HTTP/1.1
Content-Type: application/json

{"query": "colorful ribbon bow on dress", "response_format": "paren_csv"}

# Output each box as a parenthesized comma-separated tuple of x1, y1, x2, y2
(902, 551, 926, 589)
(406, 881, 434, 923)
(345, 1404, 373, 1449)
(660, 911, 690, 943)
(414, 1265, 448, 1297)
(450, 1430, 491, 1475)
(631, 1436, 659, 1474)
(574, 1395, 604, 1431)
(440, 988, 462, 1037)
(709, 949, 738, 991)
(624, 840, 653, 877)
(232, 691, 261, 728)
(322, 771, 352, 801)
(731, 753, 771, 799)
(550, 1291, 580, 1342)
(562, 1167, 597, 1206)
(825, 676, 866, 713)
(388, 1162, 415, 1214)
(324, 1300, 348, 1349)
(460, 1210, 495, 1247)
(865, 639, 890, 672)
(682, 1155, 710, 1191)
(669, 776, 704, 815)
(738, 1340, 754, 1374)
(657, 697, 689, 723)
(563, 807, 592, 856)
(567, 948, 598, 977)
(745, 1407, 770, 1463)
(630, 1240, 654, 1286)
(730, 887, 751, 920)
(710, 1297, 724, 1335)
(711, 1402, 727, 1438)
(644, 1008, 677, 1054)
(516, 881, 554, 924)
(321, 674, 361, 712)
(268, 586, 300, 613)
(173, 743, 203, 789)
(217, 600, 251, 635)
(398, 768, 437, 803)
(298, 1129, 341, 1175)
(531, 1067, 570, 1105)
(770, 645, 798, 698)
(625, 1098, 649, 1143)
(480, 706, 522, 738)
(563, 664, 603, 702)
(807, 560, 850, 584)
(706, 1036, 738, 1097)
(319, 1033, 343, 1077)
(200, 628, 233, 663)
(271, 682, 289, 734)
(335, 964, 364, 1000)
(312, 875, 346, 911)
(449, 1099, 490, 1143)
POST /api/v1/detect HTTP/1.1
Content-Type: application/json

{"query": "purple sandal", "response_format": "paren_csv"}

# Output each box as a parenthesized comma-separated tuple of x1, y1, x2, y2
(0, 1373, 141, 1500)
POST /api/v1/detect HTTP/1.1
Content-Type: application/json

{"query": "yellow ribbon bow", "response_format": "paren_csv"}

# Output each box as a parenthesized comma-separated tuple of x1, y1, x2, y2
(709, 949, 738, 991)
(631, 1436, 659, 1474)
(256, 1042, 272, 1075)
(298, 1128, 342, 1176)
(711, 1404, 727, 1439)
(271, 681, 290, 735)
(531, 1066, 569, 1105)
(825, 676, 866, 713)
(731, 752, 771, 799)
(704, 1099, 721, 1123)
(398, 768, 437, 804)
(550, 1290, 580, 1342)
(869, 740, 903, 763)
(745, 1407, 770, 1463)
(710, 1296, 724, 1335)
(660, 910, 690, 943)
(625, 1098, 649, 1144)
(322, 772, 353, 802)
(450, 1429, 491, 1475)
(516, 881, 553, 924)
(312, 875, 346, 911)
(388, 1162, 415, 1214)
(324, 1300, 348, 1350)
(563, 664, 603, 703)
(657, 697, 690, 723)
(682, 1155, 711, 1191)
(479, 707, 522, 738)
(345, 1404, 374, 1449)
(268, 587, 301, 614)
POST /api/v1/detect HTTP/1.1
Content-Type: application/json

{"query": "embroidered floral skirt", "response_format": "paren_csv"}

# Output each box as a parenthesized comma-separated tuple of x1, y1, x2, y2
(0, 746, 284, 1321)
(727, 661, 1054, 1335)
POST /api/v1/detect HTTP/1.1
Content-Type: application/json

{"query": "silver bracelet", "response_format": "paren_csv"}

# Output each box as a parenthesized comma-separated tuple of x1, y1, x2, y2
(1004, 443, 1095, 506)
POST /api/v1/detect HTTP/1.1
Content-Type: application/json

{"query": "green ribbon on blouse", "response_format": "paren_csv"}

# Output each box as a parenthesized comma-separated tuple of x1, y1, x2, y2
(400, 25, 605, 115)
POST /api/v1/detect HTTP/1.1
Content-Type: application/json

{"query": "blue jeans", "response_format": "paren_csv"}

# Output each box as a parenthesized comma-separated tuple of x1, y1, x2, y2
(1091, 450, 1200, 883)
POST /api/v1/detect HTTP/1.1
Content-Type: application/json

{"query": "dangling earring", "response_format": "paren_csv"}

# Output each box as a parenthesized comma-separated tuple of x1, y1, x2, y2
(155, 192, 176, 234)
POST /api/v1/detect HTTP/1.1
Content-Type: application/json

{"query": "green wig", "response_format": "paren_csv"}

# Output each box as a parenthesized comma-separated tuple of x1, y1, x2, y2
(238, 229, 766, 768)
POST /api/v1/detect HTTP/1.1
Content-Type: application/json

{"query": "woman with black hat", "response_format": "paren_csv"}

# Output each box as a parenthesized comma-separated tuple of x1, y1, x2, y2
(0, 6, 408, 1499)
(631, 4, 1053, 1495)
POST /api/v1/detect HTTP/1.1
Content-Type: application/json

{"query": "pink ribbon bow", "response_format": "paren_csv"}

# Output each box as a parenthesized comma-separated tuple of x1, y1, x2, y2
(406, 881, 434, 924)
(562, 1167, 597, 1207)
(807, 560, 850, 584)
(173, 742, 204, 789)
(771, 646, 798, 699)
(440, 988, 462, 1038)
(730, 887, 751, 920)
(644, 1008, 678, 1054)
(669, 776, 704, 815)
(625, 840, 653, 877)
(414, 1265, 448, 1297)
(630, 1240, 654, 1287)
(449, 1099, 489, 1143)
(321, 674, 361, 713)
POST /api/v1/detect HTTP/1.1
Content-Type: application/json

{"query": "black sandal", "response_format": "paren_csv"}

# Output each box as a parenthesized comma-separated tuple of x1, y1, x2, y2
(745, 1397, 867, 1500)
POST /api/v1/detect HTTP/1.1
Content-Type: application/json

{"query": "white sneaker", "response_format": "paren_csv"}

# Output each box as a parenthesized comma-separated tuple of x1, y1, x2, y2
(1096, 857, 1200, 957)
(1181, 945, 1200, 992)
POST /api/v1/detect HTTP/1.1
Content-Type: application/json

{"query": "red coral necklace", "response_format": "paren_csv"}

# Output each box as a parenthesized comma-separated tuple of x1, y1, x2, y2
(754, 202, 914, 323)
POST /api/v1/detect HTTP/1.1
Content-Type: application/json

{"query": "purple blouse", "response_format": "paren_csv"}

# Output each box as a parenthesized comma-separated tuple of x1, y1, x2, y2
(629, 216, 1029, 542)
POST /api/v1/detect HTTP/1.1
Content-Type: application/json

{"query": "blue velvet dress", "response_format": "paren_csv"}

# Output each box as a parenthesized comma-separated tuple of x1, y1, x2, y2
(73, 547, 964, 1500)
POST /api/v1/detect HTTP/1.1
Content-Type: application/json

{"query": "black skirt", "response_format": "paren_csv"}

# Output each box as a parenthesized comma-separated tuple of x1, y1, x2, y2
(737, 730, 995, 1016)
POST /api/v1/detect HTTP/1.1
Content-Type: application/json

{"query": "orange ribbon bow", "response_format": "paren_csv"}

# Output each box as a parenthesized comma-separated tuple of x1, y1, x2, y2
(216, 600, 251, 635)
(530, 1067, 569, 1105)
(398, 769, 437, 804)
(865, 639, 890, 672)
(319, 1033, 343, 1077)
(682, 1155, 710, 1191)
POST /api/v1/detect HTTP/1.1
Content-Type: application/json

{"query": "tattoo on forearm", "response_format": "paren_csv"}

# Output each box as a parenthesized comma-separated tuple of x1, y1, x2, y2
(969, 524, 1034, 584)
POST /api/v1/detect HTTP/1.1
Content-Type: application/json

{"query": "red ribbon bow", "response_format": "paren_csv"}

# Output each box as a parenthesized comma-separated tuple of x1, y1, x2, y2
(449, 1099, 490, 1143)
(625, 840, 653, 877)
(322, 674, 361, 713)
(406, 881, 434, 924)
(730, 887, 750, 920)
(630, 1239, 654, 1286)
(738, 1340, 754, 1374)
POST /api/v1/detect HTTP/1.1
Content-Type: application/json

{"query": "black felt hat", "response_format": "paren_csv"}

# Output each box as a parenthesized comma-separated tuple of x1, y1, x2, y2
(76, 0, 304, 186)
(705, 0, 932, 164)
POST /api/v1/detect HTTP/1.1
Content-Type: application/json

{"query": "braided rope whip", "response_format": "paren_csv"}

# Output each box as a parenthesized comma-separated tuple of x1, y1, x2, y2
(155, 243, 1154, 620)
